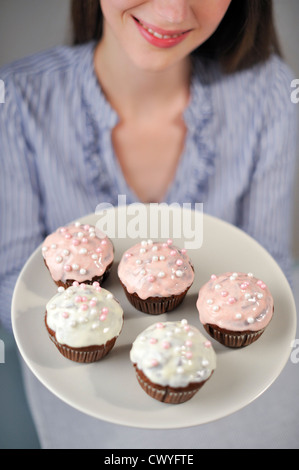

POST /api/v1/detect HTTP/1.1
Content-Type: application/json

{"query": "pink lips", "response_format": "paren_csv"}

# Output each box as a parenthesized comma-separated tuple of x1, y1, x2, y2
(133, 16, 191, 49)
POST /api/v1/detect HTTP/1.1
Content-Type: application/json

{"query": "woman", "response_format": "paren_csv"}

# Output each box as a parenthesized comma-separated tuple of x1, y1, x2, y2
(0, 0, 297, 449)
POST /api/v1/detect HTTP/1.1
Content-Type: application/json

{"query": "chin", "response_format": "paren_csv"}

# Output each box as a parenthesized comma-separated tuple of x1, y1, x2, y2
(128, 49, 187, 73)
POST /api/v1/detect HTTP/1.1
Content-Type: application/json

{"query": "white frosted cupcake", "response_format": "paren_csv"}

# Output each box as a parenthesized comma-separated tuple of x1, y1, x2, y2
(45, 282, 123, 362)
(130, 319, 216, 403)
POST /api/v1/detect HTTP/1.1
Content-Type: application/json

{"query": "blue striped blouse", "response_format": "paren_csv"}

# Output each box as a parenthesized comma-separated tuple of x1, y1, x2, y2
(0, 42, 297, 330)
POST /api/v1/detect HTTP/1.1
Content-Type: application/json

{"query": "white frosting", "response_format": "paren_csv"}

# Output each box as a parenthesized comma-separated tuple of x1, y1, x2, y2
(46, 283, 123, 348)
(130, 320, 216, 388)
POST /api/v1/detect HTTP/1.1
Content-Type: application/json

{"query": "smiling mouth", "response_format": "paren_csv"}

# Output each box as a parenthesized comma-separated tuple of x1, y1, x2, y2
(133, 17, 191, 40)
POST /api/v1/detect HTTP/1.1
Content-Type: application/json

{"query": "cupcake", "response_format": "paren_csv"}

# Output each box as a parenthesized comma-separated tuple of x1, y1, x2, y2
(130, 319, 216, 404)
(42, 222, 114, 288)
(196, 272, 274, 348)
(45, 282, 123, 363)
(117, 239, 194, 314)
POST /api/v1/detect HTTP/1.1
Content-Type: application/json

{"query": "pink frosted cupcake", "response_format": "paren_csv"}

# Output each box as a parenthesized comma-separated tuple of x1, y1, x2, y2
(42, 222, 114, 288)
(118, 239, 194, 314)
(196, 272, 274, 348)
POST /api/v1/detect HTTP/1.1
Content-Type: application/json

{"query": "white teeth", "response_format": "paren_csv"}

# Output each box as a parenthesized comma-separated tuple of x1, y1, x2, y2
(139, 20, 183, 39)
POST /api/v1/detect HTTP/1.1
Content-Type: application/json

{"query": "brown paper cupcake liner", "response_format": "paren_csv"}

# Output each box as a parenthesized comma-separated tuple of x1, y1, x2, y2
(44, 258, 113, 289)
(134, 365, 210, 404)
(203, 323, 265, 348)
(45, 313, 117, 363)
(120, 280, 191, 314)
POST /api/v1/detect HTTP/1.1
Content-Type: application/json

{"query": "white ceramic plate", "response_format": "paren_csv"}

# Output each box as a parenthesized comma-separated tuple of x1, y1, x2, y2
(11, 206, 297, 429)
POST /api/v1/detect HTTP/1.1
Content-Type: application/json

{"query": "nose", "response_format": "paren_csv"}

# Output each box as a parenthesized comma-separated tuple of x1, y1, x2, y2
(152, 0, 189, 24)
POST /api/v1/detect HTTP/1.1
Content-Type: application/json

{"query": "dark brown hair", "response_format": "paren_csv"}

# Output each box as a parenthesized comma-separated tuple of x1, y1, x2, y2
(71, 0, 281, 73)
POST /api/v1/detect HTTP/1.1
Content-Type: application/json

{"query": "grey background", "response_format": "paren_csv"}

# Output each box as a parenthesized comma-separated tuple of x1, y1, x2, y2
(0, 0, 298, 449)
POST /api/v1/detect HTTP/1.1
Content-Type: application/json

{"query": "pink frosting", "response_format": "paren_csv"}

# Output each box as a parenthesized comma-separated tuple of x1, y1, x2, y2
(196, 272, 274, 332)
(117, 239, 194, 299)
(42, 223, 114, 283)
